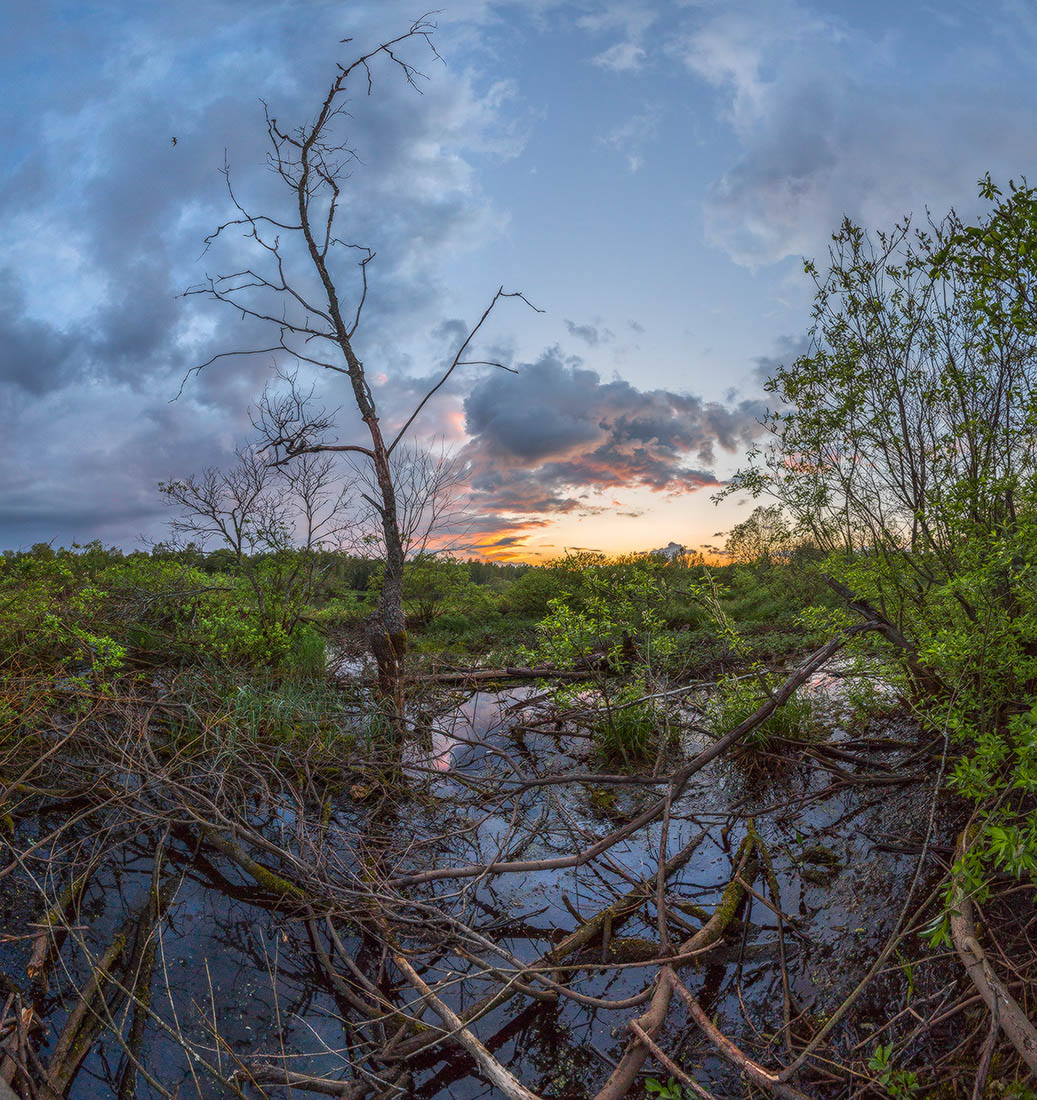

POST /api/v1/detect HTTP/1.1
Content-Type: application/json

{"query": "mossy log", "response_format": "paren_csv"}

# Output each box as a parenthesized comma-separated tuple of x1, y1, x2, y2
(591, 828, 760, 1100)
(198, 825, 309, 903)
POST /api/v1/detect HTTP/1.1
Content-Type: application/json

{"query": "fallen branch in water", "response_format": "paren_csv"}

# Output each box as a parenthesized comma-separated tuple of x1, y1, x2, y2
(626, 1019, 719, 1100)
(591, 828, 759, 1100)
(26, 865, 93, 983)
(391, 951, 546, 1100)
(671, 975, 814, 1100)
(44, 856, 180, 1098)
(950, 829, 1037, 1077)
(384, 824, 710, 1063)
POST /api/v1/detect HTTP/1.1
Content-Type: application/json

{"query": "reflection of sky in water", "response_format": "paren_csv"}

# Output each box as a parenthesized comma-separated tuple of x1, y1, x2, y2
(2, 667, 949, 1099)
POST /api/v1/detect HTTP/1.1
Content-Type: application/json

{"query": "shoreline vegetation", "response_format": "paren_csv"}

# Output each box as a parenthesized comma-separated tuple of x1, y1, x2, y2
(1, 531, 1034, 1099)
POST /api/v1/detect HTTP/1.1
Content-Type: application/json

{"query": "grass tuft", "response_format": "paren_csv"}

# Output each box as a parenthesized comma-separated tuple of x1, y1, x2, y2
(704, 673, 815, 751)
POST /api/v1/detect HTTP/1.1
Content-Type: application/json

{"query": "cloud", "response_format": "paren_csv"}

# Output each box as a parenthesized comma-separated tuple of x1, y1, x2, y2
(579, 3, 657, 73)
(475, 534, 529, 548)
(672, 0, 1037, 267)
(564, 319, 615, 346)
(593, 41, 648, 73)
(0, 2, 527, 548)
(751, 332, 811, 387)
(459, 350, 765, 516)
(598, 106, 662, 172)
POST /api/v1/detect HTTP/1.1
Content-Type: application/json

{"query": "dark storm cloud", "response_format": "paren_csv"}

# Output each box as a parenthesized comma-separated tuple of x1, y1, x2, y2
(0, 1, 522, 548)
(0, 270, 78, 393)
(459, 351, 764, 514)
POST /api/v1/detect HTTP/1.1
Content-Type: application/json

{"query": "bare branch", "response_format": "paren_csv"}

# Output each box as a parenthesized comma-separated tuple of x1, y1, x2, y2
(388, 287, 542, 453)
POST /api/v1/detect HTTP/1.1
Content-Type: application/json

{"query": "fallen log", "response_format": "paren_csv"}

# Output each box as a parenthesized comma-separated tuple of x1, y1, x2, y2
(409, 665, 597, 685)
(46, 858, 179, 1096)
(236, 1063, 404, 1098)
(0, 1004, 35, 1099)
(591, 829, 759, 1100)
(949, 830, 1037, 1077)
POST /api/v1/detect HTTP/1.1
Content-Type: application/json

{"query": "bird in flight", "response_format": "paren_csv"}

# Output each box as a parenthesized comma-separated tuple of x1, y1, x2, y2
(171, 136, 177, 146)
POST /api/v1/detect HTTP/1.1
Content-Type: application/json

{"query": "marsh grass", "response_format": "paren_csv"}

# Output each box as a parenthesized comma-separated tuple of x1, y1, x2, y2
(161, 668, 364, 766)
(594, 701, 657, 763)
(592, 682, 676, 765)
(704, 672, 816, 751)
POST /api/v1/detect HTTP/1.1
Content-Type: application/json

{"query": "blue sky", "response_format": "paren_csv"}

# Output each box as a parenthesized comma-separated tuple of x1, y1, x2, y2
(4, 0, 1037, 558)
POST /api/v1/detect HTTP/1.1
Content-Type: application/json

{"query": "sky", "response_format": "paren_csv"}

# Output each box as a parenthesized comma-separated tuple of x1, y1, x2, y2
(4, 0, 1037, 561)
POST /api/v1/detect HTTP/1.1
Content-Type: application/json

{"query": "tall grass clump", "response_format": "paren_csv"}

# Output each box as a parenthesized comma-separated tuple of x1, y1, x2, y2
(592, 682, 669, 765)
(704, 673, 815, 751)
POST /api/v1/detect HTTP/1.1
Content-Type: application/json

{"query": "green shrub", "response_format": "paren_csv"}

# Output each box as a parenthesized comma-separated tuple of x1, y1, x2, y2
(310, 591, 369, 625)
(430, 611, 472, 636)
(503, 566, 572, 618)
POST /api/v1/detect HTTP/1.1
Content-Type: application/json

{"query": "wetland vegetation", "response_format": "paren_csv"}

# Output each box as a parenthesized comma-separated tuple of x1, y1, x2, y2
(3, 21, 1037, 1100)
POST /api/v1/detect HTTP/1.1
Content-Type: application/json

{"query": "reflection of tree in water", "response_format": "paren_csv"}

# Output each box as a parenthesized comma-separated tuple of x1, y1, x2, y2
(412, 998, 596, 1100)
(2, 585, 987, 1100)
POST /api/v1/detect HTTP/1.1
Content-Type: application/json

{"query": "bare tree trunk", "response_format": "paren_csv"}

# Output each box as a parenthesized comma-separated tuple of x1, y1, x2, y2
(368, 446, 407, 715)
(185, 22, 538, 714)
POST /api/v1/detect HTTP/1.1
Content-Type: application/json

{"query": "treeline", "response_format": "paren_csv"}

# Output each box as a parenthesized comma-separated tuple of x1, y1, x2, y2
(0, 535, 832, 679)
(9, 540, 531, 592)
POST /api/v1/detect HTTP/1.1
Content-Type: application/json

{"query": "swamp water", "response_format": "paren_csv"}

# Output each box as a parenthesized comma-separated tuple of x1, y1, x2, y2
(1, 667, 955, 1099)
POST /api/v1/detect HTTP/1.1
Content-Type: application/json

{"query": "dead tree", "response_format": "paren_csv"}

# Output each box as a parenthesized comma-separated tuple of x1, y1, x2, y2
(183, 18, 539, 713)
(160, 445, 348, 646)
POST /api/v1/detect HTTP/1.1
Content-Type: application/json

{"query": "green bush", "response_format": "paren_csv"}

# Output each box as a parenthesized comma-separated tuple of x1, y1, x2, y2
(503, 566, 573, 618)
(430, 611, 472, 636)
